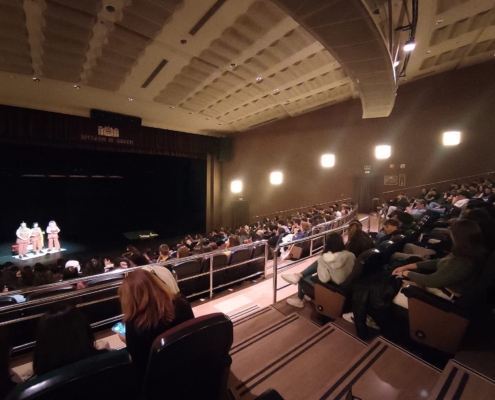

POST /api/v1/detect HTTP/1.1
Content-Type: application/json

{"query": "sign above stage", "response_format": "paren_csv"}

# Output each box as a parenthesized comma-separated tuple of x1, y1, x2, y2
(80, 125, 134, 146)
(0, 104, 220, 159)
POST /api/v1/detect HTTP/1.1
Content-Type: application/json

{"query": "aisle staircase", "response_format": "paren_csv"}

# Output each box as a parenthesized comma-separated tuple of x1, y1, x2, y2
(227, 305, 495, 400)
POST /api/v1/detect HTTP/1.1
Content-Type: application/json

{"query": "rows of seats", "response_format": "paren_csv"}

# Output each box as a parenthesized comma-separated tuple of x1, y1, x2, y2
(6, 313, 234, 400)
(173, 242, 266, 297)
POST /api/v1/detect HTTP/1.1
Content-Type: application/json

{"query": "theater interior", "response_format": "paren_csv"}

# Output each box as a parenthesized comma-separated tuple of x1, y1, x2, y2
(1, 0, 495, 399)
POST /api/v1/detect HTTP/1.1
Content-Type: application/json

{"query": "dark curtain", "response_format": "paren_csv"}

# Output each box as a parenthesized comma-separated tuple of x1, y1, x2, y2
(0, 105, 220, 158)
(353, 176, 381, 214)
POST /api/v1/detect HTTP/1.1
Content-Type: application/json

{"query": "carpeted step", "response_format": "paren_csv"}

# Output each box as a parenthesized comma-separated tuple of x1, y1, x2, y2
(314, 337, 441, 400)
(232, 306, 287, 347)
(229, 318, 365, 400)
(428, 360, 495, 400)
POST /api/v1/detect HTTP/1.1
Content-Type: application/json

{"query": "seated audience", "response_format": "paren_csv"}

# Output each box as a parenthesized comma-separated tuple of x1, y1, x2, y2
(118, 270, 194, 382)
(0, 326, 17, 400)
(346, 220, 374, 257)
(376, 219, 401, 246)
(32, 304, 104, 376)
(282, 232, 356, 308)
(392, 219, 488, 307)
(157, 244, 171, 262)
(77, 259, 104, 289)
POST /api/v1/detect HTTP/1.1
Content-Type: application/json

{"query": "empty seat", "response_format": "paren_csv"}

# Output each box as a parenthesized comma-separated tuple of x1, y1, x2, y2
(225, 248, 252, 283)
(247, 242, 266, 278)
(6, 349, 139, 400)
(80, 275, 124, 325)
(199, 254, 228, 293)
(173, 259, 202, 297)
(141, 313, 233, 400)
(0, 296, 17, 308)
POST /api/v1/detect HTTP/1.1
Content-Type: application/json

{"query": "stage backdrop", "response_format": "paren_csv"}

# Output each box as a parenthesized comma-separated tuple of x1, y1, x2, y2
(0, 144, 206, 244)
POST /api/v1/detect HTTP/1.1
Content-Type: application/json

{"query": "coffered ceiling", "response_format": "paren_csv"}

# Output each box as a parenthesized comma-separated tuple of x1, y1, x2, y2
(0, 0, 494, 136)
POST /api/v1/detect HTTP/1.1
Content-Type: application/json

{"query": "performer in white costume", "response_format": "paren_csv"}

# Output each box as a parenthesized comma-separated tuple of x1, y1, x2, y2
(47, 221, 61, 252)
(31, 222, 44, 254)
(16, 222, 31, 258)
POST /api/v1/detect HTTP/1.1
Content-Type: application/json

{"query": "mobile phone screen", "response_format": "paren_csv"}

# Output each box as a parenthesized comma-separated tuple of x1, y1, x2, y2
(112, 322, 126, 336)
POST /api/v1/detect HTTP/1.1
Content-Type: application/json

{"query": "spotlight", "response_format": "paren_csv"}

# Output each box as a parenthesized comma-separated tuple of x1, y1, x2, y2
(32, 77, 40, 82)
(270, 171, 283, 185)
(231, 180, 242, 193)
(74, 85, 80, 89)
(443, 131, 461, 146)
(375, 145, 391, 159)
(256, 76, 262, 82)
(404, 40, 416, 52)
(321, 154, 335, 168)
(128, 97, 133, 101)
(230, 63, 237, 68)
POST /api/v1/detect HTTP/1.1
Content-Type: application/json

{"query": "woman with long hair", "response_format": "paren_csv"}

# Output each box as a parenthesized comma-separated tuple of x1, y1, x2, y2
(118, 270, 194, 380)
(393, 219, 488, 304)
(32, 304, 102, 376)
(282, 232, 356, 308)
(346, 220, 374, 257)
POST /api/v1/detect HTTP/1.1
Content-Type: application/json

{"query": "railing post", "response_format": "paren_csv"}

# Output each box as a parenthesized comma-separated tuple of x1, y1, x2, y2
(209, 255, 214, 300)
(367, 216, 371, 233)
(309, 237, 314, 255)
(264, 242, 269, 278)
(272, 246, 278, 304)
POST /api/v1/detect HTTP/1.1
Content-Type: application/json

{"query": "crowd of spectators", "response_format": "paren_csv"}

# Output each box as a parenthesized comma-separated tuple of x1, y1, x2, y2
(3, 187, 493, 398)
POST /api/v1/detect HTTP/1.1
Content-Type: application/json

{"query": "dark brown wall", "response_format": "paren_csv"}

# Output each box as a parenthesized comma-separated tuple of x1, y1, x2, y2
(221, 60, 495, 226)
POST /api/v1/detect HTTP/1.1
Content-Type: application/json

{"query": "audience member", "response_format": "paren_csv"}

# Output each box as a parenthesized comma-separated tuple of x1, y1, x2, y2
(392, 219, 488, 307)
(32, 304, 104, 376)
(282, 232, 356, 308)
(0, 326, 17, 400)
(346, 220, 374, 257)
(118, 270, 194, 382)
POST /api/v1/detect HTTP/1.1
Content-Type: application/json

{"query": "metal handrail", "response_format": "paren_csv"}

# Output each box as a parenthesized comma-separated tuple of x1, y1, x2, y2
(251, 197, 352, 220)
(0, 207, 362, 323)
(381, 171, 495, 195)
(271, 208, 369, 303)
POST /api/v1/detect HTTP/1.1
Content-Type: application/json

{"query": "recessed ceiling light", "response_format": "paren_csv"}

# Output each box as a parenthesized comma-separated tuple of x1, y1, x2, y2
(230, 63, 237, 68)
(180, 39, 188, 45)
(128, 97, 133, 101)
(206, 118, 210, 120)
(169, 106, 174, 109)
(32, 77, 40, 82)
(436, 19, 443, 25)
(256, 76, 262, 82)
(74, 85, 80, 89)
(218, 123, 222, 126)
(273, 89, 279, 93)
(105, 5, 115, 12)
(189, 112, 193, 114)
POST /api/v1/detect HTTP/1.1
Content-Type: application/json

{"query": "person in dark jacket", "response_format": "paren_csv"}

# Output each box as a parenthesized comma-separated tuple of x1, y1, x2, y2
(346, 220, 374, 257)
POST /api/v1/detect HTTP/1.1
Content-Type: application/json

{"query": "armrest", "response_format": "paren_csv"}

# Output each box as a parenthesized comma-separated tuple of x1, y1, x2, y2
(401, 285, 467, 318)
(311, 276, 346, 296)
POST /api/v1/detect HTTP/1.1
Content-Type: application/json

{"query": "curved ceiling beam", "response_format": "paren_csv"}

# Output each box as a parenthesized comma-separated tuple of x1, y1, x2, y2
(270, 0, 397, 118)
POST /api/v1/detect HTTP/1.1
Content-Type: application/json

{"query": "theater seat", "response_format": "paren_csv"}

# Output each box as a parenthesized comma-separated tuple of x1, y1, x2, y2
(402, 285, 469, 354)
(86, 274, 124, 287)
(199, 254, 228, 293)
(0, 296, 17, 307)
(402, 250, 495, 354)
(141, 313, 233, 400)
(247, 242, 266, 278)
(312, 249, 380, 319)
(26, 286, 75, 301)
(6, 349, 138, 400)
(225, 248, 252, 283)
(173, 259, 202, 297)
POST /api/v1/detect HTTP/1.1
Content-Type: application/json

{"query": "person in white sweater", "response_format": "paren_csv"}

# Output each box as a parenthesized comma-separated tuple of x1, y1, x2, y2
(282, 232, 356, 308)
